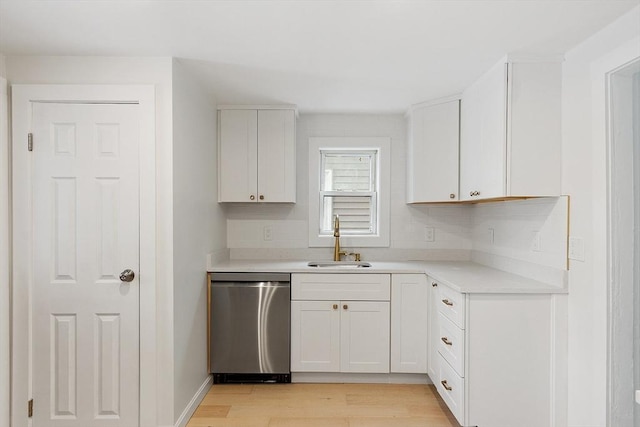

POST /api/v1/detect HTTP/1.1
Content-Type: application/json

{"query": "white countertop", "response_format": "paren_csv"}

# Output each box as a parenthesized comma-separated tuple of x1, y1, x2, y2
(209, 260, 567, 294)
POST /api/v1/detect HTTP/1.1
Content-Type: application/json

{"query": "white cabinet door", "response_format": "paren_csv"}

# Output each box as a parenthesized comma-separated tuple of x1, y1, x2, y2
(291, 301, 340, 372)
(218, 108, 296, 203)
(340, 301, 390, 373)
(459, 59, 561, 201)
(218, 109, 258, 202)
(390, 274, 428, 373)
(427, 277, 440, 380)
(407, 100, 460, 203)
(460, 60, 507, 201)
(257, 109, 296, 202)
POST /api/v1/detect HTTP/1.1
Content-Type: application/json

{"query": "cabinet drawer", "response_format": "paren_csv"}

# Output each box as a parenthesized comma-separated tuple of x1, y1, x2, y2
(437, 285, 465, 328)
(437, 313, 465, 377)
(435, 354, 465, 426)
(292, 274, 390, 301)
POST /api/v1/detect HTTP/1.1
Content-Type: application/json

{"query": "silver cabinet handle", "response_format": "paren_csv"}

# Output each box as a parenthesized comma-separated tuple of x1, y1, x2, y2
(442, 299, 454, 306)
(441, 337, 453, 346)
(119, 269, 135, 282)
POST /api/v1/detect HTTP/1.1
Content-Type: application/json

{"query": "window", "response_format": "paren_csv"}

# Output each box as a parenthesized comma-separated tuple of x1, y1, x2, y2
(320, 151, 377, 235)
(308, 137, 390, 248)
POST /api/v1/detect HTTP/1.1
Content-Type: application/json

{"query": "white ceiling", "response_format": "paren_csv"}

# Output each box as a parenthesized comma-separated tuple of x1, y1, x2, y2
(0, 0, 638, 112)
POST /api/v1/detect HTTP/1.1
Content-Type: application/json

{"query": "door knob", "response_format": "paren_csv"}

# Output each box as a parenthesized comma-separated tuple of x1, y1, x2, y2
(119, 269, 135, 282)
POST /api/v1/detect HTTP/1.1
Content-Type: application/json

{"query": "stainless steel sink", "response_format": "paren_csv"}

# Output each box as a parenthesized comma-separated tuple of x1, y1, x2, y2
(307, 261, 371, 268)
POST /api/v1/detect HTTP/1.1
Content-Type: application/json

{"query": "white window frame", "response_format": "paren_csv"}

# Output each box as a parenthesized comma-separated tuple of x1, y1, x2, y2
(308, 137, 391, 248)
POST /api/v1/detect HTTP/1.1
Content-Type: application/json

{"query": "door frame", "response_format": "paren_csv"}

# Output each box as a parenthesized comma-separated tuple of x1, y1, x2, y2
(10, 85, 157, 426)
(606, 58, 640, 426)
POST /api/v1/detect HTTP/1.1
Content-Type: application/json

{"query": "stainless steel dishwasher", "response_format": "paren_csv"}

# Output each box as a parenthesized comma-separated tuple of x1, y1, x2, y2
(209, 272, 291, 383)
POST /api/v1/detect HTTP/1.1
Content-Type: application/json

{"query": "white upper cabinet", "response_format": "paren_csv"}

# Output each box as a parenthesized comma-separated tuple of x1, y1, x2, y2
(460, 58, 562, 201)
(406, 98, 460, 203)
(218, 106, 296, 203)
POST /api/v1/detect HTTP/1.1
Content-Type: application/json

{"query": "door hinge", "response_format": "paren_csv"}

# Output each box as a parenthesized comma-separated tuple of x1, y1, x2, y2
(28, 399, 33, 418)
(28, 133, 33, 152)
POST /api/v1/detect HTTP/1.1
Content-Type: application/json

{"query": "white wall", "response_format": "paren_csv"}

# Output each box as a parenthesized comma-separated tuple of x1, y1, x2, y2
(171, 59, 223, 425)
(0, 53, 9, 427)
(5, 56, 176, 426)
(561, 7, 640, 426)
(226, 113, 472, 261)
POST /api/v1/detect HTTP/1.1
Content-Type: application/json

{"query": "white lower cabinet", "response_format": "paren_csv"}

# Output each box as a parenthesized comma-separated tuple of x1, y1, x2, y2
(390, 274, 428, 373)
(429, 279, 567, 427)
(290, 274, 390, 374)
(290, 300, 340, 372)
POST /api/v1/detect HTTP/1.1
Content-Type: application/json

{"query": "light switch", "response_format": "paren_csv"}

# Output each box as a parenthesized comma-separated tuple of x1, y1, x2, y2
(568, 237, 585, 261)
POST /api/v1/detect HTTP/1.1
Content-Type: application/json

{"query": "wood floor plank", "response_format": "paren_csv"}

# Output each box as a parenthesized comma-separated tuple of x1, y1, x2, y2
(187, 382, 461, 427)
(269, 417, 349, 427)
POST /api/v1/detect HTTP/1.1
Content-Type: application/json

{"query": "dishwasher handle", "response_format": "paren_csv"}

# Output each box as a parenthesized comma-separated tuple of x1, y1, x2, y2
(211, 281, 290, 288)
(211, 272, 290, 282)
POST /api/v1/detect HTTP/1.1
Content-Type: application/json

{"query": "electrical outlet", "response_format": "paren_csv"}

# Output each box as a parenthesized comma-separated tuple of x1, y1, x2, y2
(488, 228, 495, 244)
(263, 225, 273, 241)
(424, 226, 435, 242)
(568, 237, 585, 261)
(532, 231, 541, 252)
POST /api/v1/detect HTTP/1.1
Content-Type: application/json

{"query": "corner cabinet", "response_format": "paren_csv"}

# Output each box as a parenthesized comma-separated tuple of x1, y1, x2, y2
(290, 274, 390, 373)
(428, 277, 567, 427)
(459, 58, 562, 201)
(218, 106, 296, 203)
(406, 98, 460, 203)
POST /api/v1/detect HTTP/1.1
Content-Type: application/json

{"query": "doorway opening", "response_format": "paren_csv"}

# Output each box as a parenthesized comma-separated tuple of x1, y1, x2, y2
(607, 57, 640, 426)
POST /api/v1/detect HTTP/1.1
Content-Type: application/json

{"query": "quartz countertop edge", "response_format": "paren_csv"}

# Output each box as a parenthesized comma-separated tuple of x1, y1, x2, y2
(208, 260, 567, 294)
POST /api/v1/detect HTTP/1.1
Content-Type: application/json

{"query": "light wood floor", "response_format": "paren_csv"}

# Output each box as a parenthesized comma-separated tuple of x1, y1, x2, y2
(186, 383, 461, 427)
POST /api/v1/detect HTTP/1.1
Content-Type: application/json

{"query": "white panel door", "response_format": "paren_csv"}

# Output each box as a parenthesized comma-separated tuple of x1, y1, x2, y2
(340, 301, 390, 373)
(31, 103, 139, 426)
(257, 109, 296, 202)
(290, 301, 340, 372)
(390, 274, 428, 373)
(218, 109, 258, 202)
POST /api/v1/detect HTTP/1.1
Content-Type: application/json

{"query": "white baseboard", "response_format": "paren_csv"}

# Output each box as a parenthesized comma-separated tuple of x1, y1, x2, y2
(292, 372, 430, 384)
(174, 375, 212, 427)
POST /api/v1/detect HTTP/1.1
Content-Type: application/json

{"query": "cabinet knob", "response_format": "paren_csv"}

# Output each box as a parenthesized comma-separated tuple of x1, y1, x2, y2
(469, 191, 474, 197)
(431, 282, 438, 287)
(250, 195, 255, 201)
(259, 195, 264, 200)
(332, 304, 338, 310)
(441, 337, 453, 346)
(440, 380, 453, 391)
(343, 304, 348, 310)
(449, 193, 455, 199)
(441, 299, 454, 307)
